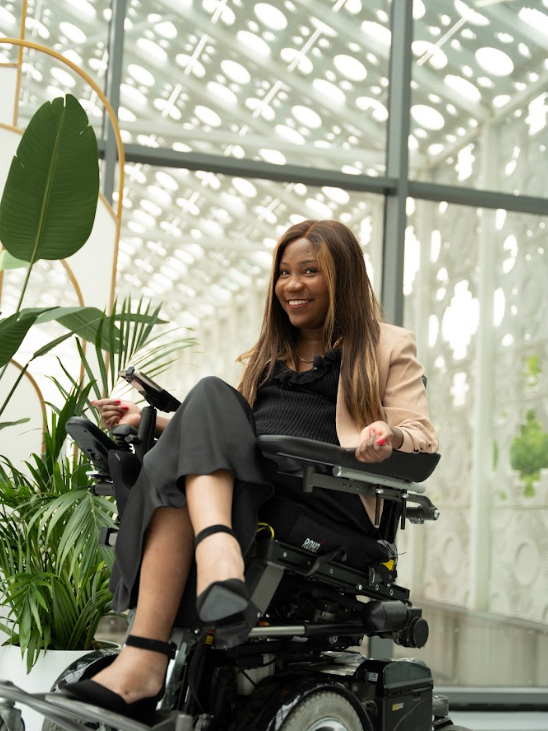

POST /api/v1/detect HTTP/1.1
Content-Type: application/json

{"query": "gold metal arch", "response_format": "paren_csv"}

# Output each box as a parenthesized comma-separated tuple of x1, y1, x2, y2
(8, 358, 47, 451)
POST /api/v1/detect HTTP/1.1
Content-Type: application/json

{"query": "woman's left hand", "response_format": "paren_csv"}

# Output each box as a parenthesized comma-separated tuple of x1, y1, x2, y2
(355, 421, 396, 463)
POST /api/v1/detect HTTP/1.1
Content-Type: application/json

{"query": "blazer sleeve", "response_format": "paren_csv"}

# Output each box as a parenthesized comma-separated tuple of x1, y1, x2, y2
(381, 330, 439, 453)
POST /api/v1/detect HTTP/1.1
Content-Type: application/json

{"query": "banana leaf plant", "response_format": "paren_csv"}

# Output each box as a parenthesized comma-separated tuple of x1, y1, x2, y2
(0, 94, 116, 428)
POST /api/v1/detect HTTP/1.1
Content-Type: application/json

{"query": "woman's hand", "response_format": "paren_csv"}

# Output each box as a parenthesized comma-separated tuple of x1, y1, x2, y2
(90, 398, 142, 432)
(355, 420, 402, 463)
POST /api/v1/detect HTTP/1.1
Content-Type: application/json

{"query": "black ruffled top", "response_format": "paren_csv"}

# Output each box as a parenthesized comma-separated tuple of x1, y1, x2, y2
(254, 350, 375, 536)
(253, 350, 341, 445)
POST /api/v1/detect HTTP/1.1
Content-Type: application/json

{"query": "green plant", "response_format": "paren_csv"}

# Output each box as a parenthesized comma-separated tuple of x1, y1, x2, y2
(510, 409, 548, 497)
(0, 93, 112, 428)
(509, 356, 548, 497)
(0, 393, 117, 672)
(0, 297, 196, 671)
(0, 94, 198, 672)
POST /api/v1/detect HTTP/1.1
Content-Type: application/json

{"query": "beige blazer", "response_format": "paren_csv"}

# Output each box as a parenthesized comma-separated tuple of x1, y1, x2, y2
(335, 322, 439, 453)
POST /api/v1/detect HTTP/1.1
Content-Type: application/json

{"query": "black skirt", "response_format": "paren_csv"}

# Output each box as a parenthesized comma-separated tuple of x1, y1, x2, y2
(110, 376, 275, 621)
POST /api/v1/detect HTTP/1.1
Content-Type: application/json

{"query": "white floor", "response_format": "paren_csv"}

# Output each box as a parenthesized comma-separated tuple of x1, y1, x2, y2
(450, 711, 548, 731)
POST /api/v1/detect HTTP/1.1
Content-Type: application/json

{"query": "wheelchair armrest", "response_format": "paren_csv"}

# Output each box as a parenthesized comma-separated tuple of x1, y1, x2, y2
(66, 416, 119, 475)
(257, 435, 440, 485)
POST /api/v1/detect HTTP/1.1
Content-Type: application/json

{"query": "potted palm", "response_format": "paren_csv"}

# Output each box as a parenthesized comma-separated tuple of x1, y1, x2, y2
(0, 298, 195, 731)
(0, 295, 196, 666)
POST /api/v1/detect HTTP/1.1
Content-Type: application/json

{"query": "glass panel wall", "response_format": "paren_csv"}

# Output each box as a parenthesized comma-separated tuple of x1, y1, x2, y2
(410, 0, 548, 197)
(0, 0, 112, 134)
(114, 163, 384, 391)
(119, 0, 390, 173)
(398, 199, 548, 685)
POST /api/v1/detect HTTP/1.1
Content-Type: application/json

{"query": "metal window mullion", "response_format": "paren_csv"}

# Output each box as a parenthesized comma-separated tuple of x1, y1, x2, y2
(381, 0, 413, 326)
(102, 0, 127, 204)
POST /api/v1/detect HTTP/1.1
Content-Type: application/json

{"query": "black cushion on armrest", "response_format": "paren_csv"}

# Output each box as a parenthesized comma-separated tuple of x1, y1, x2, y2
(66, 416, 119, 474)
(257, 435, 440, 483)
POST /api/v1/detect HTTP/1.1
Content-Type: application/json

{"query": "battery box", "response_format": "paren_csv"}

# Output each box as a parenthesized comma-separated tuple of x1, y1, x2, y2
(354, 657, 433, 731)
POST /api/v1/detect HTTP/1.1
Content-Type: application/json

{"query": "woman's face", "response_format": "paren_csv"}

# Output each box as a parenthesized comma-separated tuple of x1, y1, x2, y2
(274, 237, 330, 332)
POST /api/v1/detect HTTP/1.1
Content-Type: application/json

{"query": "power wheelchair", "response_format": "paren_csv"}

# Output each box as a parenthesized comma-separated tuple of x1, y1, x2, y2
(0, 368, 471, 731)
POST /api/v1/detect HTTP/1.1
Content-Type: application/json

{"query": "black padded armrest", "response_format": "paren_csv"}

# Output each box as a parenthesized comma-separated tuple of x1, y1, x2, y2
(66, 416, 119, 474)
(257, 435, 440, 483)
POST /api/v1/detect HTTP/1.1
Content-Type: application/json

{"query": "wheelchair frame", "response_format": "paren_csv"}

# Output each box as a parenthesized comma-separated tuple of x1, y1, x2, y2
(0, 373, 471, 731)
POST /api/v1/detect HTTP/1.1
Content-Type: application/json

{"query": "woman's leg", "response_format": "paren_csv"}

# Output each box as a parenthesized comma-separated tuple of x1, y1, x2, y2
(88, 470, 242, 703)
(186, 470, 244, 597)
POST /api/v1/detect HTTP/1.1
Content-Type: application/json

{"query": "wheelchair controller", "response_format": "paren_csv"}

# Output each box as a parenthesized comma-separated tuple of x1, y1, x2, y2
(0, 369, 471, 731)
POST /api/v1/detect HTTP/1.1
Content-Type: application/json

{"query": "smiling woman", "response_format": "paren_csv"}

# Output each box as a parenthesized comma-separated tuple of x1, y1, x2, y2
(65, 218, 438, 722)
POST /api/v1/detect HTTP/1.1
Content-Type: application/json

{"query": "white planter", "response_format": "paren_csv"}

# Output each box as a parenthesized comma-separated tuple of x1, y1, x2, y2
(0, 644, 92, 731)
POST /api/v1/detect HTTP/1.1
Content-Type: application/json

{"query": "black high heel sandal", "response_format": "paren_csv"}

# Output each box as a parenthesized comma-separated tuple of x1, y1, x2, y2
(61, 635, 176, 725)
(195, 524, 249, 623)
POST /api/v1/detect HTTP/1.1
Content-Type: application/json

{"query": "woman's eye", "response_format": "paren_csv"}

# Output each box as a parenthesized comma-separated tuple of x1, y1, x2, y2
(305, 267, 318, 274)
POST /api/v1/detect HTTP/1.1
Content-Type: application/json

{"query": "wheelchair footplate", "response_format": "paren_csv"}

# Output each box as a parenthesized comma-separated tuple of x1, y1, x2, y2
(0, 680, 176, 731)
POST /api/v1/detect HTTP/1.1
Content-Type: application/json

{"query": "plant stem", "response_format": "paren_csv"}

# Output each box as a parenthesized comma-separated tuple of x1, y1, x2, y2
(0, 362, 29, 418)
(15, 262, 34, 314)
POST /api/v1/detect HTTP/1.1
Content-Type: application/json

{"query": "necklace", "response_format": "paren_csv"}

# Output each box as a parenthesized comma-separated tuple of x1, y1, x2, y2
(296, 337, 342, 363)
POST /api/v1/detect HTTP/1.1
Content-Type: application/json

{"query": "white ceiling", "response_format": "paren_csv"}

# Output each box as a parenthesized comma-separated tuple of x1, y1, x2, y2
(1, 0, 547, 328)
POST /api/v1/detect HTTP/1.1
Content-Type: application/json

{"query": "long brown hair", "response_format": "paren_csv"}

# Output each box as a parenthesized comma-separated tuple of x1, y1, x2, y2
(238, 219, 383, 428)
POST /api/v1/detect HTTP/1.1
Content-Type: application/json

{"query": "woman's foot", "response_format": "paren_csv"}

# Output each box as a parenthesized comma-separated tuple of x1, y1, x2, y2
(85, 645, 168, 704)
(195, 530, 245, 599)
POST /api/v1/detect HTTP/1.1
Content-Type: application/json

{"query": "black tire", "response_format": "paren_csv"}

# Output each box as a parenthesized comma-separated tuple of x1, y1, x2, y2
(279, 691, 363, 731)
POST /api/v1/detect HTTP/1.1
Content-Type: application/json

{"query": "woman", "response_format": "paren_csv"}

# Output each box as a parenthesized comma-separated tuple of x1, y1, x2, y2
(63, 219, 438, 722)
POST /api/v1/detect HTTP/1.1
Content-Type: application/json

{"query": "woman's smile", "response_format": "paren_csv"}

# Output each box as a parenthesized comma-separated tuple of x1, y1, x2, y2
(287, 299, 311, 308)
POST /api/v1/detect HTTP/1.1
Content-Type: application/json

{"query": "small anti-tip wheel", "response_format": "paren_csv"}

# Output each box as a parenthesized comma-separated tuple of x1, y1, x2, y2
(0, 710, 25, 731)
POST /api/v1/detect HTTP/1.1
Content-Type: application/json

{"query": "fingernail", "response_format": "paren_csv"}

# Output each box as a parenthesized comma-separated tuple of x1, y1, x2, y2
(376, 437, 386, 446)
(90, 400, 97, 405)
(115, 399, 121, 404)
(120, 405, 129, 410)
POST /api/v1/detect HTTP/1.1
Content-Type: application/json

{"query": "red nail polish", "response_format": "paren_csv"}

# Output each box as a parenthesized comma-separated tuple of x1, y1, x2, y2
(121, 405, 129, 410)
(376, 437, 386, 446)
(115, 399, 121, 404)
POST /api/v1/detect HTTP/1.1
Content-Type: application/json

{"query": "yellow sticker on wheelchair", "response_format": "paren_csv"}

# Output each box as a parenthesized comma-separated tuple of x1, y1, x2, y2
(382, 559, 395, 571)
(392, 702, 404, 712)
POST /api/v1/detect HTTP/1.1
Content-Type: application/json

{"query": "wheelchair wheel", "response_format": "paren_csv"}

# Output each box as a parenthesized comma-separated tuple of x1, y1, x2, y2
(279, 691, 363, 731)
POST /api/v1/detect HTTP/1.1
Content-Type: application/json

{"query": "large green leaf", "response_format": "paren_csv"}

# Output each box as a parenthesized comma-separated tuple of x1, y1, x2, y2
(0, 307, 55, 366)
(0, 418, 30, 431)
(36, 306, 120, 350)
(0, 94, 99, 263)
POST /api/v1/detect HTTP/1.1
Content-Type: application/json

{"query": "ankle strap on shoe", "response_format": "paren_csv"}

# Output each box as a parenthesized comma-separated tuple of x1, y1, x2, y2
(125, 635, 177, 659)
(195, 524, 236, 548)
